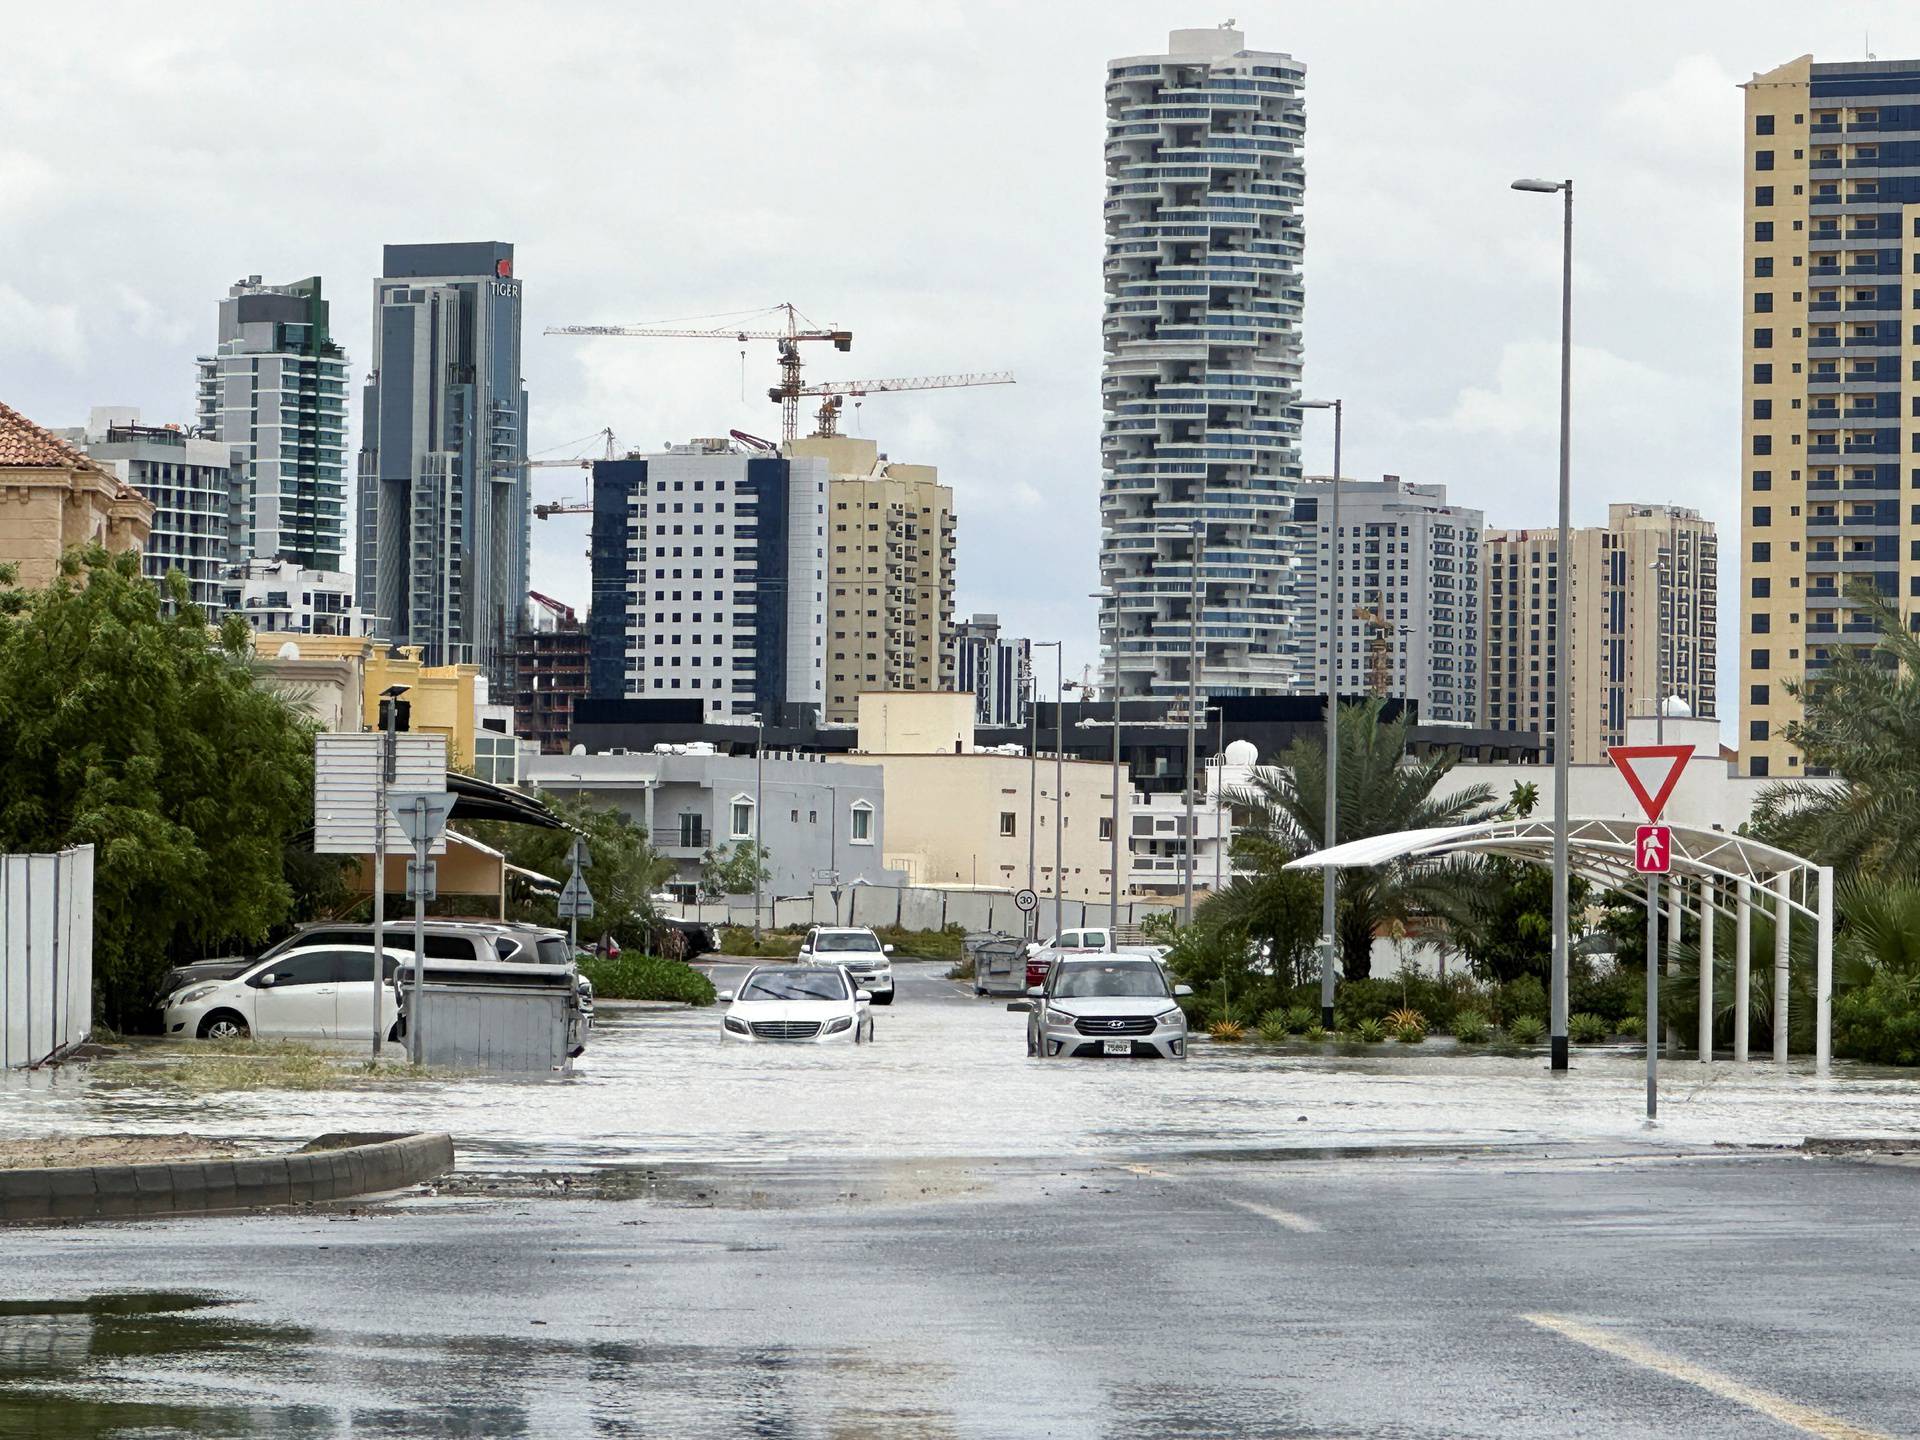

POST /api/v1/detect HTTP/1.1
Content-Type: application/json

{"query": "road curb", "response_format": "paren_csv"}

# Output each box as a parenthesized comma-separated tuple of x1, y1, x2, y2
(0, 1132, 455, 1224)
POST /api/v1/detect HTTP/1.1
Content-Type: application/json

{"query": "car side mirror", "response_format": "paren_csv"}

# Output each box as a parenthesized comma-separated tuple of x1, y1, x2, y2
(1025, 943, 1039, 956)
(1006, 1000, 1033, 1013)
(259, 973, 277, 987)
(716, 990, 734, 1003)
(882, 944, 894, 954)
(854, 989, 873, 1003)
(1174, 984, 1193, 997)
(1026, 985, 1044, 998)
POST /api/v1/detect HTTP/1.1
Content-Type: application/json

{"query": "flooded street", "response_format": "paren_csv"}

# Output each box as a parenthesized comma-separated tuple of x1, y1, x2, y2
(6, 963, 1920, 1436)
(2, 963, 1918, 1173)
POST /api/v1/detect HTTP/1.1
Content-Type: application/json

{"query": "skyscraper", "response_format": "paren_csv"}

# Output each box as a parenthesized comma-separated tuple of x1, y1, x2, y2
(195, 276, 350, 571)
(1301, 476, 1483, 725)
(1740, 56, 1920, 778)
(953, 613, 1032, 727)
(357, 242, 528, 679)
(1099, 25, 1310, 703)
(587, 438, 826, 724)
(1483, 504, 1717, 764)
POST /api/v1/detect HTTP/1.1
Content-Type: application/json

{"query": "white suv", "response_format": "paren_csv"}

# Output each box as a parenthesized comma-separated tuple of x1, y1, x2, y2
(797, 926, 894, 1004)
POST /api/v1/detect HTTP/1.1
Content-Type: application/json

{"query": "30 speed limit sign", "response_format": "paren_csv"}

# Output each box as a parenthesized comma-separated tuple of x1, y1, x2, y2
(1014, 888, 1038, 913)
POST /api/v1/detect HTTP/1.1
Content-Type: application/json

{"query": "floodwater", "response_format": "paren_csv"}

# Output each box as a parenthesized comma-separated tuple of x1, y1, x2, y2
(2, 962, 1917, 1172)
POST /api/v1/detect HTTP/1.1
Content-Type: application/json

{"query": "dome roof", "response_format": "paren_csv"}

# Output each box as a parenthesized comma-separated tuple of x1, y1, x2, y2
(1659, 695, 1693, 718)
(1223, 739, 1259, 766)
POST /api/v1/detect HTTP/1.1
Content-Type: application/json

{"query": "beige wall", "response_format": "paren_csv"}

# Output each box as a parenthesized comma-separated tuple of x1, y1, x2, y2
(790, 435, 956, 725)
(0, 463, 152, 589)
(856, 691, 975, 754)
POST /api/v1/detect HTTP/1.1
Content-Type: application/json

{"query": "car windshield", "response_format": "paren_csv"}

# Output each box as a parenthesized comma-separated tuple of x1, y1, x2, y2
(811, 932, 880, 953)
(740, 968, 850, 1002)
(1052, 963, 1169, 1000)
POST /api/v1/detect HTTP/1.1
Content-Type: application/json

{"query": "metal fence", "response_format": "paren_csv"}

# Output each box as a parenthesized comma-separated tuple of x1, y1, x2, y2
(664, 884, 1172, 938)
(1, 845, 94, 1068)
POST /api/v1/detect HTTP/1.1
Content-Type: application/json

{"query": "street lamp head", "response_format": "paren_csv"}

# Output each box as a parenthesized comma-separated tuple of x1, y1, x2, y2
(1299, 398, 1339, 410)
(1511, 178, 1568, 193)
(380, 683, 410, 699)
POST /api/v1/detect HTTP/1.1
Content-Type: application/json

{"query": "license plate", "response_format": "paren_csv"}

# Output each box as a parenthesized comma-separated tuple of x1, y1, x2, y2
(1102, 1039, 1133, 1056)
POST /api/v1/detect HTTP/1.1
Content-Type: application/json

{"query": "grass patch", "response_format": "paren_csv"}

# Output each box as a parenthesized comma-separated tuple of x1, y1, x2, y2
(872, 924, 966, 961)
(580, 953, 716, 1006)
(717, 927, 806, 958)
(96, 1042, 438, 1093)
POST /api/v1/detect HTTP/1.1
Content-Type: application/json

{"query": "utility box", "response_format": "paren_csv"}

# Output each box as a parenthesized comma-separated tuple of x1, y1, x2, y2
(400, 960, 579, 1074)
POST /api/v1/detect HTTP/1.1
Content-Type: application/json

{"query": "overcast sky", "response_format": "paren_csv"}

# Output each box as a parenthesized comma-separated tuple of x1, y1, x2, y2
(4, 1, 1917, 729)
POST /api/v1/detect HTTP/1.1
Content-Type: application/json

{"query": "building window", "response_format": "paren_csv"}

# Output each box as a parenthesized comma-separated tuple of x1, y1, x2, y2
(1750, 684, 1770, 707)
(1752, 648, 1770, 669)
(1753, 328, 1772, 350)
(1098, 817, 1113, 841)
(1752, 506, 1772, 527)
(1754, 292, 1773, 314)
(1752, 542, 1771, 563)
(1756, 115, 1775, 135)
(1751, 756, 1770, 778)
(999, 811, 1017, 838)
(1753, 399, 1772, 420)
(1755, 221, 1773, 242)
(730, 796, 754, 839)
(1752, 578, 1770, 598)
(1755, 150, 1774, 171)
(1755, 186, 1773, 206)
(1752, 470, 1772, 490)
(472, 734, 517, 787)
(1753, 435, 1772, 456)
(850, 801, 874, 844)
(1750, 720, 1770, 742)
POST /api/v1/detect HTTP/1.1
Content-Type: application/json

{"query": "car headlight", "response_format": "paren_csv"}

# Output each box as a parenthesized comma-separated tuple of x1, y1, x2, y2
(1043, 1007, 1079, 1027)
(824, 1015, 853, 1035)
(723, 1016, 750, 1035)
(173, 984, 219, 1006)
(1156, 1006, 1186, 1027)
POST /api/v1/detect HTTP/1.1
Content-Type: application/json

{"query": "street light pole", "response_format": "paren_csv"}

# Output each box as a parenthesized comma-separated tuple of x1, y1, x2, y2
(1031, 641, 1060, 940)
(1514, 174, 1575, 1073)
(1301, 397, 1342, 1028)
(1054, 644, 1065, 939)
(751, 711, 765, 940)
(1183, 518, 1203, 928)
(372, 683, 407, 1060)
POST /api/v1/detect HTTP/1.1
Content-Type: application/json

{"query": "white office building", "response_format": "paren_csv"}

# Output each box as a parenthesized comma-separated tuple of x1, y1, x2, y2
(1099, 25, 1312, 703)
(221, 557, 378, 638)
(588, 439, 827, 722)
(1302, 475, 1483, 726)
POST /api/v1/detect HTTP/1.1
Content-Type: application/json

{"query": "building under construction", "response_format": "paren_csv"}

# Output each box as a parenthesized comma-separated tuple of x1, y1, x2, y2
(513, 592, 589, 754)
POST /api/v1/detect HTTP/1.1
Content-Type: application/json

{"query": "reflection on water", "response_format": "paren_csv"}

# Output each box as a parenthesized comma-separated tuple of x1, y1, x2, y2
(2, 965, 1919, 1176)
(0, 1290, 960, 1439)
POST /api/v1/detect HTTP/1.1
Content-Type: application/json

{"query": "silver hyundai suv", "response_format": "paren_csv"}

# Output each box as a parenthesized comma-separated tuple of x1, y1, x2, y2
(1017, 956, 1191, 1060)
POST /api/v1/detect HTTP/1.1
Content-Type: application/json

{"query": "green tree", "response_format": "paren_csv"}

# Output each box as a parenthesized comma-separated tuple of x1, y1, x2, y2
(1434, 858, 1589, 985)
(1506, 781, 1540, 818)
(460, 792, 672, 951)
(1751, 583, 1920, 881)
(700, 840, 770, 900)
(0, 550, 317, 1027)
(1224, 697, 1499, 979)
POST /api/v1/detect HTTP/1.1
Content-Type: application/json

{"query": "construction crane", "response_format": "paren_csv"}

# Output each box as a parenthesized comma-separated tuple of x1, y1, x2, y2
(525, 427, 618, 520)
(1352, 595, 1408, 698)
(545, 303, 851, 442)
(800, 371, 1016, 438)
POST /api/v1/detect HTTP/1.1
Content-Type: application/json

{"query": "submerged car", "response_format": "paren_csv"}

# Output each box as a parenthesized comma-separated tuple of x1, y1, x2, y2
(162, 945, 409, 1042)
(718, 965, 875, 1045)
(1016, 956, 1192, 1060)
(796, 926, 894, 1004)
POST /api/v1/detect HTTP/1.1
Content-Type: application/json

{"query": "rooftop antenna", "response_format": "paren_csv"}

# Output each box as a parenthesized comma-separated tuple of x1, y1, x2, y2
(1866, 31, 1876, 60)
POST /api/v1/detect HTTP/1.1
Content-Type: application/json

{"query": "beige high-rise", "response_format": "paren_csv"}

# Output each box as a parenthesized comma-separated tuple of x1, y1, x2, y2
(788, 435, 955, 725)
(1483, 505, 1717, 763)
(1739, 55, 1918, 778)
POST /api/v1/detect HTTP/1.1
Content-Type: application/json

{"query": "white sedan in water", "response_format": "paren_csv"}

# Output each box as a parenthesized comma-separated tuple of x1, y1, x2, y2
(718, 965, 875, 1045)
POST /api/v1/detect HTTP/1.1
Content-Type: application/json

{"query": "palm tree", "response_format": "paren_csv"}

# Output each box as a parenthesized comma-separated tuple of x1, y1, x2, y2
(1752, 583, 1920, 881)
(1225, 697, 1500, 979)
(1507, 781, 1540, 819)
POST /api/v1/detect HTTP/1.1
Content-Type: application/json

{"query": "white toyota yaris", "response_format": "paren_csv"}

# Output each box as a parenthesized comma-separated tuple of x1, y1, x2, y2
(719, 965, 875, 1045)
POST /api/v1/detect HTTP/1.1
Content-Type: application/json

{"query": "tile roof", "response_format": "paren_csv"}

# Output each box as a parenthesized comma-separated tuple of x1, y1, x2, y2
(0, 400, 102, 470)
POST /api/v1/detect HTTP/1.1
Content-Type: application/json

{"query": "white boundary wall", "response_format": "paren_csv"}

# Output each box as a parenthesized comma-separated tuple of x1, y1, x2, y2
(666, 885, 1173, 937)
(1, 845, 94, 1067)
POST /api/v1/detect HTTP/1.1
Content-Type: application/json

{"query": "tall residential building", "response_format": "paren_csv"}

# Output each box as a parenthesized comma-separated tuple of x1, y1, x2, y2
(195, 276, 350, 571)
(0, 401, 151, 588)
(1483, 504, 1717, 763)
(953, 613, 1032, 727)
(514, 591, 589, 754)
(587, 438, 826, 723)
(786, 434, 955, 724)
(1300, 475, 1483, 725)
(1099, 25, 1311, 704)
(357, 242, 528, 680)
(1740, 56, 1920, 778)
(58, 408, 231, 614)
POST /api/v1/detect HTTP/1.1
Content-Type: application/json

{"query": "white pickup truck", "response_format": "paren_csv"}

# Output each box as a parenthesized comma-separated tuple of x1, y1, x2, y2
(1023, 927, 1168, 987)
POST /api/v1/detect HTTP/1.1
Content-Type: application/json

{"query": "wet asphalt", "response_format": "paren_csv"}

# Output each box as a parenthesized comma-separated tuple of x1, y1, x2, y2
(3, 962, 1920, 1437)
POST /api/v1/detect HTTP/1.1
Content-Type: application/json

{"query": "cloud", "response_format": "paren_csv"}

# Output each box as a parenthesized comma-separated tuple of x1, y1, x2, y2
(1611, 55, 1744, 167)
(1423, 340, 1711, 444)
(0, 285, 85, 370)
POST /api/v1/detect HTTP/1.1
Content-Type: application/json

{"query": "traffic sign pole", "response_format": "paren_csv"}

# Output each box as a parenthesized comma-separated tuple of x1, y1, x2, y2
(1608, 747, 1692, 1123)
(1646, 871, 1659, 1122)
(387, 790, 453, 1065)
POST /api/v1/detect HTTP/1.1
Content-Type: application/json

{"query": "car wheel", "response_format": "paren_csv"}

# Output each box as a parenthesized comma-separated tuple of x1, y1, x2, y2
(862, 1018, 875, 1043)
(873, 991, 894, 1006)
(198, 1010, 249, 1041)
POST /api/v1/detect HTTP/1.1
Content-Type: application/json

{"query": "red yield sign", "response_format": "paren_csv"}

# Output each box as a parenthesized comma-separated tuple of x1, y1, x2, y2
(1634, 824, 1671, 874)
(1607, 743, 1694, 823)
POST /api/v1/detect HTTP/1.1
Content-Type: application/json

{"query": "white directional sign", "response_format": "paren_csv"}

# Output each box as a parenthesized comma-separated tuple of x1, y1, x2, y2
(314, 734, 448, 854)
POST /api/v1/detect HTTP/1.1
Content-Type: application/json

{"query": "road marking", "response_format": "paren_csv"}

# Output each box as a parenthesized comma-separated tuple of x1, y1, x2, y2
(1111, 1163, 1319, 1232)
(1521, 1313, 1892, 1440)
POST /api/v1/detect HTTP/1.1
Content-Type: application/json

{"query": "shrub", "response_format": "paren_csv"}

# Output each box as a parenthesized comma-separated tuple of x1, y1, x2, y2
(1451, 1010, 1491, 1043)
(1209, 1019, 1246, 1043)
(1353, 1017, 1386, 1044)
(579, 953, 717, 1006)
(716, 926, 804, 959)
(1506, 1014, 1547, 1045)
(1493, 975, 1549, 1027)
(1332, 979, 1401, 1025)
(1300, 1025, 1328, 1043)
(873, 923, 967, 961)
(1386, 1007, 1427, 1036)
(1283, 1005, 1315, 1033)
(1834, 970, 1920, 1065)
(1615, 1014, 1646, 1040)
(1569, 958, 1635, 1026)
(1392, 1022, 1426, 1044)
(1257, 1016, 1290, 1044)
(1568, 1012, 1611, 1044)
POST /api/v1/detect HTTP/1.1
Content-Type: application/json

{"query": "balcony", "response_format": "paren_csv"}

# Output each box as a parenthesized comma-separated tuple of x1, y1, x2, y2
(652, 825, 711, 853)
